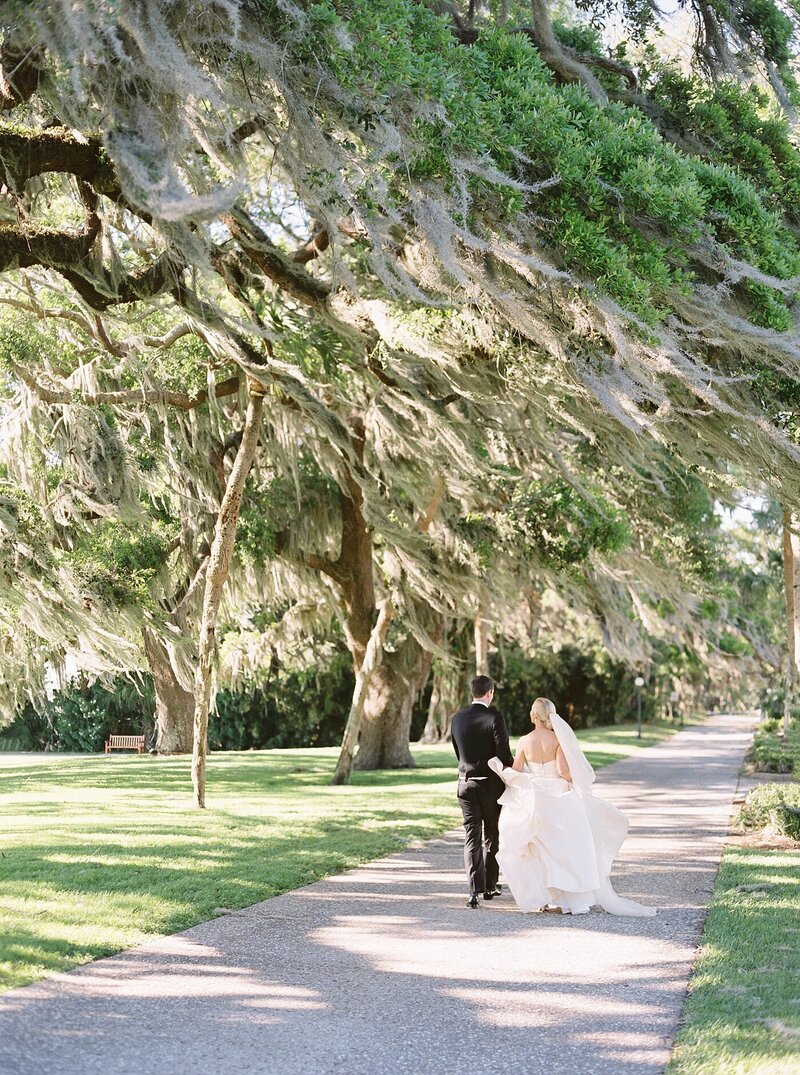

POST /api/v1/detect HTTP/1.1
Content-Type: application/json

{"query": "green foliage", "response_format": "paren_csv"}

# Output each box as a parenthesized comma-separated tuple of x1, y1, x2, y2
(739, 0, 797, 72)
(490, 640, 646, 731)
(0, 645, 353, 753)
(646, 67, 800, 256)
(718, 630, 753, 656)
(750, 720, 800, 773)
(297, 1, 799, 323)
(0, 678, 153, 753)
(68, 521, 170, 609)
(739, 782, 800, 838)
(236, 456, 338, 563)
(0, 481, 49, 566)
(209, 649, 355, 749)
(0, 321, 80, 379)
(506, 478, 629, 569)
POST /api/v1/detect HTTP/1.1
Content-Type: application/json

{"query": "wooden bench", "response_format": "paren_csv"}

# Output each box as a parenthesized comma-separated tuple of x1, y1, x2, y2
(104, 734, 146, 754)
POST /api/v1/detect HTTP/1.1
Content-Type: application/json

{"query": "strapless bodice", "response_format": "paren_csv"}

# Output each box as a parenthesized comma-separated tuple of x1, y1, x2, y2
(525, 759, 559, 777)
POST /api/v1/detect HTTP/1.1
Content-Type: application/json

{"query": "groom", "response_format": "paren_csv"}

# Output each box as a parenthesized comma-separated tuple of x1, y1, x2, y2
(451, 675, 513, 908)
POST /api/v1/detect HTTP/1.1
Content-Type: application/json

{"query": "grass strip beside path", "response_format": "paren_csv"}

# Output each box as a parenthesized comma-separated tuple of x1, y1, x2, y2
(0, 720, 680, 993)
(668, 844, 800, 1075)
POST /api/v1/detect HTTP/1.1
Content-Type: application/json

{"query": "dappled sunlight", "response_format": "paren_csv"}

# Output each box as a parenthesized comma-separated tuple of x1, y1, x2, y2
(444, 985, 662, 1027)
(0, 715, 762, 1073)
(310, 912, 683, 984)
(0, 742, 464, 992)
(1, 936, 330, 1021)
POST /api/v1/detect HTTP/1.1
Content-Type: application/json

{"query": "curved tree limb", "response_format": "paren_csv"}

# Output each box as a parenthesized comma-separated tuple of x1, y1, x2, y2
(0, 220, 181, 310)
(13, 363, 241, 411)
(0, 124, 119, 195)
(223, 208, 331, 310)
(0, 41, 42, 111)
(448, 2, 626, 102)
(523, 1, 608, 104)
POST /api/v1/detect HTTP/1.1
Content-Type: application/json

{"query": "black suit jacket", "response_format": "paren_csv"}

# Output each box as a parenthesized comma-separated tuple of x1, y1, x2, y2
(451, 703, 514, 794)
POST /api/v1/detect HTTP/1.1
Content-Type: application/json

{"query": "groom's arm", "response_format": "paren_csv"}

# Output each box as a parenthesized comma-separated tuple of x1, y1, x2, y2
(492, 711, 514, 767)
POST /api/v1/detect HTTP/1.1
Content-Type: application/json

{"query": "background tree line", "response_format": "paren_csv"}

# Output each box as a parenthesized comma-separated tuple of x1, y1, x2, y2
(0, 0, 797, 800)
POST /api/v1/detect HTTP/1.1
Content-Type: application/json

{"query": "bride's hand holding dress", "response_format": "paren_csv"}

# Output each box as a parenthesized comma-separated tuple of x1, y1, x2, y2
(489, 697, 656, 918)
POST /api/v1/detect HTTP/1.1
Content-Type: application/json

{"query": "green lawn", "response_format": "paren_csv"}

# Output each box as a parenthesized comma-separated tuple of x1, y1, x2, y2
(668, 845, 800, 1075)
(0, 720, 680, 992)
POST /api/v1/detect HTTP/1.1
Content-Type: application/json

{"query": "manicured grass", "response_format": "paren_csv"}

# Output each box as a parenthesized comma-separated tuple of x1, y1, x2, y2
(579, 716, 690, 765)
(0, 721, 681, 993)
(668, 845, 800, 1075)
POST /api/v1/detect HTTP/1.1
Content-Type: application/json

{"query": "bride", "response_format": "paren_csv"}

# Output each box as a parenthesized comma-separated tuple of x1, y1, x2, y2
(489, 697, 655, 917)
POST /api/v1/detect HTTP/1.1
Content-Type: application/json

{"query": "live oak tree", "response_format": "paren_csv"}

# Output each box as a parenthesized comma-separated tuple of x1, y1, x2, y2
(0, 311, 259, 755)
(1, 0, 799, 797)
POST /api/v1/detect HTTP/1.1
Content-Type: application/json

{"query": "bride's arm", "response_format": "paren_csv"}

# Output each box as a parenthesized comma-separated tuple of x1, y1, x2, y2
(511, 745, 526, 772)
(556, 744, 572, 782)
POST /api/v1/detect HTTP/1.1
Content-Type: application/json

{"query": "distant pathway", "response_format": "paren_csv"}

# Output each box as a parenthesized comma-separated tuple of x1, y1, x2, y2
(0, 714, 757, 1075)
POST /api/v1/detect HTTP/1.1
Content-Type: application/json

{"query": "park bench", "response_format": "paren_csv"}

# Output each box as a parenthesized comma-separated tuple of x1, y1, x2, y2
(104, 734, 146, 754)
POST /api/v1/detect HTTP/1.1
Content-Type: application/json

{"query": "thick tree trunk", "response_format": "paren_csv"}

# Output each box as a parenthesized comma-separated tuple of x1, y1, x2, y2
(782, 509, 800, 737)
(332, 598, 394, 784)
(351, 484, 445, 769)
(333, 476, 444, 779)
(470, 593, 490, 675)
(142, 627, 194, 753)
(356, 603, 445, 767)
(338, 419, 376, 671)
(191, 385, 264, 808)
(420, 658, 461, 743)
(355, 636, 428, 769)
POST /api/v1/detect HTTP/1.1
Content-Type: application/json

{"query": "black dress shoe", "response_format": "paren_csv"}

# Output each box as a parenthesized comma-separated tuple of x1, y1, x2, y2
(483, 885, 502, 900)
(467, 894, 479, 908)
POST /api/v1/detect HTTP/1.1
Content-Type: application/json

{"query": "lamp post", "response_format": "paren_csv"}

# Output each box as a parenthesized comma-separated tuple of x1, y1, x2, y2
(635, 676, 645, 739)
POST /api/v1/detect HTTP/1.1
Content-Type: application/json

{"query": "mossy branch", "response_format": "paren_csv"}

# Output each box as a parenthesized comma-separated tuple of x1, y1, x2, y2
(223, 208, 332, 310)
(0, 40, 42, 111)
(0, 124, 120, 195)
(13, 364, 241, 411)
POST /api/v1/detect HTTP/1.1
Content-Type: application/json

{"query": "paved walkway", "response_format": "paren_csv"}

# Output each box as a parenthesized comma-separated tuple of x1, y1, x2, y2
(0, 714, 757, 1075)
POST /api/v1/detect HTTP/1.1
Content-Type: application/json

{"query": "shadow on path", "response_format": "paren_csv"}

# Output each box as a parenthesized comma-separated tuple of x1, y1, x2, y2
(0, 714, 758, 1075)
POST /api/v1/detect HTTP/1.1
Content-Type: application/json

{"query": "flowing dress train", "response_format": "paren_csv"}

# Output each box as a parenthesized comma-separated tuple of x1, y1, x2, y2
(488, 715, 656, 917)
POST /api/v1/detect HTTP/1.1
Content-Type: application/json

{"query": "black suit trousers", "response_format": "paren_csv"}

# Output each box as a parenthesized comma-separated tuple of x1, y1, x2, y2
(457, 778, 501, 895)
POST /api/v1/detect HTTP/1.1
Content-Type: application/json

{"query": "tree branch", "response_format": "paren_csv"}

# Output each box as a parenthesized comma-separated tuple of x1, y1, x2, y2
(448, 5, 636, 98)
(292, 222, 331, 264)
(223, 208, 331, 310)
(272, 522, 348, 585)
(516, 2, 608, 104)
(13, 364, 241, 411)
(0, 124, 120, 195)
(0, 220, 181, 310)
(0, 41, 42, 112)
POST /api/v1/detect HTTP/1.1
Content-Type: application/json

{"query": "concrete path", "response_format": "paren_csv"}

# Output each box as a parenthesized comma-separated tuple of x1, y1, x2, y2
(0, 714, 757, 1075)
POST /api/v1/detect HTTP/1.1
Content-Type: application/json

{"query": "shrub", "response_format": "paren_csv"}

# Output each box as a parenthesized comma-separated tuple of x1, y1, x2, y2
(489, 641, 648, 732)
(739, 783, 800, 840)
(750, 722, 800, 773)
(1, 678, 152, 753)
(209, 650, 355, 750)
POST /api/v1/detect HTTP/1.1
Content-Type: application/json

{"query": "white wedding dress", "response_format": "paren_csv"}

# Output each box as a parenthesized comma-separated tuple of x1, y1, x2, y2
(489, 713, 655, 917)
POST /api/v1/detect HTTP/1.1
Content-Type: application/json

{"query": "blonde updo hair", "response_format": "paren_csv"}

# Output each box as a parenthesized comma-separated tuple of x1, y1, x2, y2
(530, 697, 557, 730)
